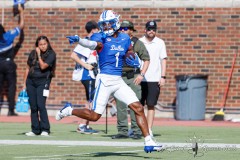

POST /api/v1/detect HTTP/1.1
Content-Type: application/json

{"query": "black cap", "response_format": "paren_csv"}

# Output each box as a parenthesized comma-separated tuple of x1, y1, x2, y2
(145, 21, 157, 29)
(85, 20, 99, 33)
(120, 20, 137, 31)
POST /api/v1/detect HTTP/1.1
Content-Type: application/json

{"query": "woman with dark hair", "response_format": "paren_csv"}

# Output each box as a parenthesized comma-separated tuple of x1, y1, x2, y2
(0, 4, 24, 116)
(23, 35, 56, 136)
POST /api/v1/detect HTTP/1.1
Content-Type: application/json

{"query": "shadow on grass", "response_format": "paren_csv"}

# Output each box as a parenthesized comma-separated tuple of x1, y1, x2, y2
(101, 133, 161, 138)
(62, 151, 162, 159)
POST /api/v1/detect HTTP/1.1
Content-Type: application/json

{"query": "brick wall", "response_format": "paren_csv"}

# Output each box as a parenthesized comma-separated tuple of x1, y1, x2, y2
(1, 5, 240, 109)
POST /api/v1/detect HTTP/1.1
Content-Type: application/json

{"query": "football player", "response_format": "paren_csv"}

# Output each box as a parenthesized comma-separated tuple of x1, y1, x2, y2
(56, 10, 163, 153)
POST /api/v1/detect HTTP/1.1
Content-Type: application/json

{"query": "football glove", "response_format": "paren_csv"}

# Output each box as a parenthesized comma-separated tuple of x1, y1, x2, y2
(66, 35, 80, 45)
(126, 55, 141, 68)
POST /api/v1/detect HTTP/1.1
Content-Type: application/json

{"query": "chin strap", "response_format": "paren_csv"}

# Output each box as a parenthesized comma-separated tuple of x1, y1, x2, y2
(104, 29, 114, 37)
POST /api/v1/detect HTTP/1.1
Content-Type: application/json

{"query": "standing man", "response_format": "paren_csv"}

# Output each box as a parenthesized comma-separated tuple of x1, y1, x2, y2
(57, 10, 163, 153)
(112, 20, 150, 140)
(0, 4, 24, 116)
(70, 20, 99, 134)
(139, 21, 167, 137)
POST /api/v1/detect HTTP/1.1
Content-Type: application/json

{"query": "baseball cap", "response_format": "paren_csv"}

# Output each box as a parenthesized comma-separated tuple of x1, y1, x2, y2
(85, 20, 99, 33)
(120, 20, 137, 31)
(145, 21, 157, 29)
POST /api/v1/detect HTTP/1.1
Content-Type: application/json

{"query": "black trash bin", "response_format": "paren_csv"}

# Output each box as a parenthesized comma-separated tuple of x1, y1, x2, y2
(175, 74, 208, 120)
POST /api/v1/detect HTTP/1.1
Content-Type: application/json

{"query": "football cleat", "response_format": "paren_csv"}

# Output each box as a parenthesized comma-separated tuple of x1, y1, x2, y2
(55, 102, 73, 120)
(144, 146, 163, 153)
(144, 138, 164, 153)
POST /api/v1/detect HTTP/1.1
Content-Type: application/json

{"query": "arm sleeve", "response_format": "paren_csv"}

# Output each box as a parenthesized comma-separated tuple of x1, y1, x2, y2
(134, 40, 150, 61)
(44, 51, 56, 67)
(3, 27, 20, 45)
(78, 38, 97, 50)
(159, 40, 167, 59)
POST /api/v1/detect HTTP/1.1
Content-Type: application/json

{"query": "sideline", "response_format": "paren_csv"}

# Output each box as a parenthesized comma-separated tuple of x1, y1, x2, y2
(0, 115, 240, 127)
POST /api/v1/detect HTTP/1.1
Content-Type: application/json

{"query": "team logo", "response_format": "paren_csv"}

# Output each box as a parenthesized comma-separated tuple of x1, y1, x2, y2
(110, 45, 124, 51)
(106, 38, 111, 41)
(150, 21, 155, 26)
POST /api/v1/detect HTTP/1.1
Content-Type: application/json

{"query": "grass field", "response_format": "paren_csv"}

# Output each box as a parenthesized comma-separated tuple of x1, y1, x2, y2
(0, 122, 239, 160)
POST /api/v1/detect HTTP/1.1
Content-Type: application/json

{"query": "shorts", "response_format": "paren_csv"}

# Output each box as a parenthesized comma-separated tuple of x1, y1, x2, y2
(81, 79, 96, 101)
(141, 82, 160, 106)
(92, 74, 139, 115)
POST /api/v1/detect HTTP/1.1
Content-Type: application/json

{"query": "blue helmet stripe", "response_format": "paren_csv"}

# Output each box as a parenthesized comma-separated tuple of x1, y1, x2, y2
(102, 10, 107, 20)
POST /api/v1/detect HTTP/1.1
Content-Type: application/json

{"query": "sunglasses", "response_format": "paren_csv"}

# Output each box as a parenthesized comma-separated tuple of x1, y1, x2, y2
(147, 28, 157, 32)
(39, 35, 47, 40)
(119, 27, 129, 31)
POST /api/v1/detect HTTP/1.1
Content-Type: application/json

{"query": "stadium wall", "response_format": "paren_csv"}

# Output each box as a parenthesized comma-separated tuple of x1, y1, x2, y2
(0, 0, 240, 110)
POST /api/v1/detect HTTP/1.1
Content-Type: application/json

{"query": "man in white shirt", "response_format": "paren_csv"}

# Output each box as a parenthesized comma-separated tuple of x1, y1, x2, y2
(139, 20, 167, 137)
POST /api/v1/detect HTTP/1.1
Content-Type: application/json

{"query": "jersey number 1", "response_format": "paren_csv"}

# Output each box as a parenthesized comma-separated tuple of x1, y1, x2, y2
(115, 52, 119, 67)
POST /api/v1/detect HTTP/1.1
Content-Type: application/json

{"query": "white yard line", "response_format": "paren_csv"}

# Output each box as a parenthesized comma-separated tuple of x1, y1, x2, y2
(0, 140, 239, 148)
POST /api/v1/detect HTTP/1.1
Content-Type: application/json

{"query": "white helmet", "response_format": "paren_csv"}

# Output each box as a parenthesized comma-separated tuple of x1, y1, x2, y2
(98, 10, 120, 37)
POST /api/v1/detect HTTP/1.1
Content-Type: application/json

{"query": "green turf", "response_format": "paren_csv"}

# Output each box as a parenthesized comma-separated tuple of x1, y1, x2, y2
(0, 122, 239, 160)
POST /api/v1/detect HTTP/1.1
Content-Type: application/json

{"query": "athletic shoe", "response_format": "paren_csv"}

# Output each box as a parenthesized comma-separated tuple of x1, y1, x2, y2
(128, 129, 134, 137)
(112, 134, 128, 139)
(41, 131, 49, 136)
(7, 111, 18, 116)
(129, 134, 142, 140)
(78, 124, 93, 130)
(25, 131, 37, 136)
(128, 129, 142, 139)
(144, 138, 164, 153)
(76, 125, 99, 134)
(55, 102, 73, 120)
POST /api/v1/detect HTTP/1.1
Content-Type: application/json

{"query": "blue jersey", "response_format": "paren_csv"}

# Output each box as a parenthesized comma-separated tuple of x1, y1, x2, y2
(0, 27, 20, 53)
(14, 0, 25, 5)
(90, 32, 131, 76)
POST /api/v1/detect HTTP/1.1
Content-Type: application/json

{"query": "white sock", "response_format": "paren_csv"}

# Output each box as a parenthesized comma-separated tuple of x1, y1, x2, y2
(149, 129, 153, 137)
(144, 135, 152, 142)
(70, 108, 73, 115)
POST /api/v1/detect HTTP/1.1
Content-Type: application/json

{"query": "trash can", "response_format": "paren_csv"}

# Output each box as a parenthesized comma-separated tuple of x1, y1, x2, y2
(175, 74, 208, 120)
